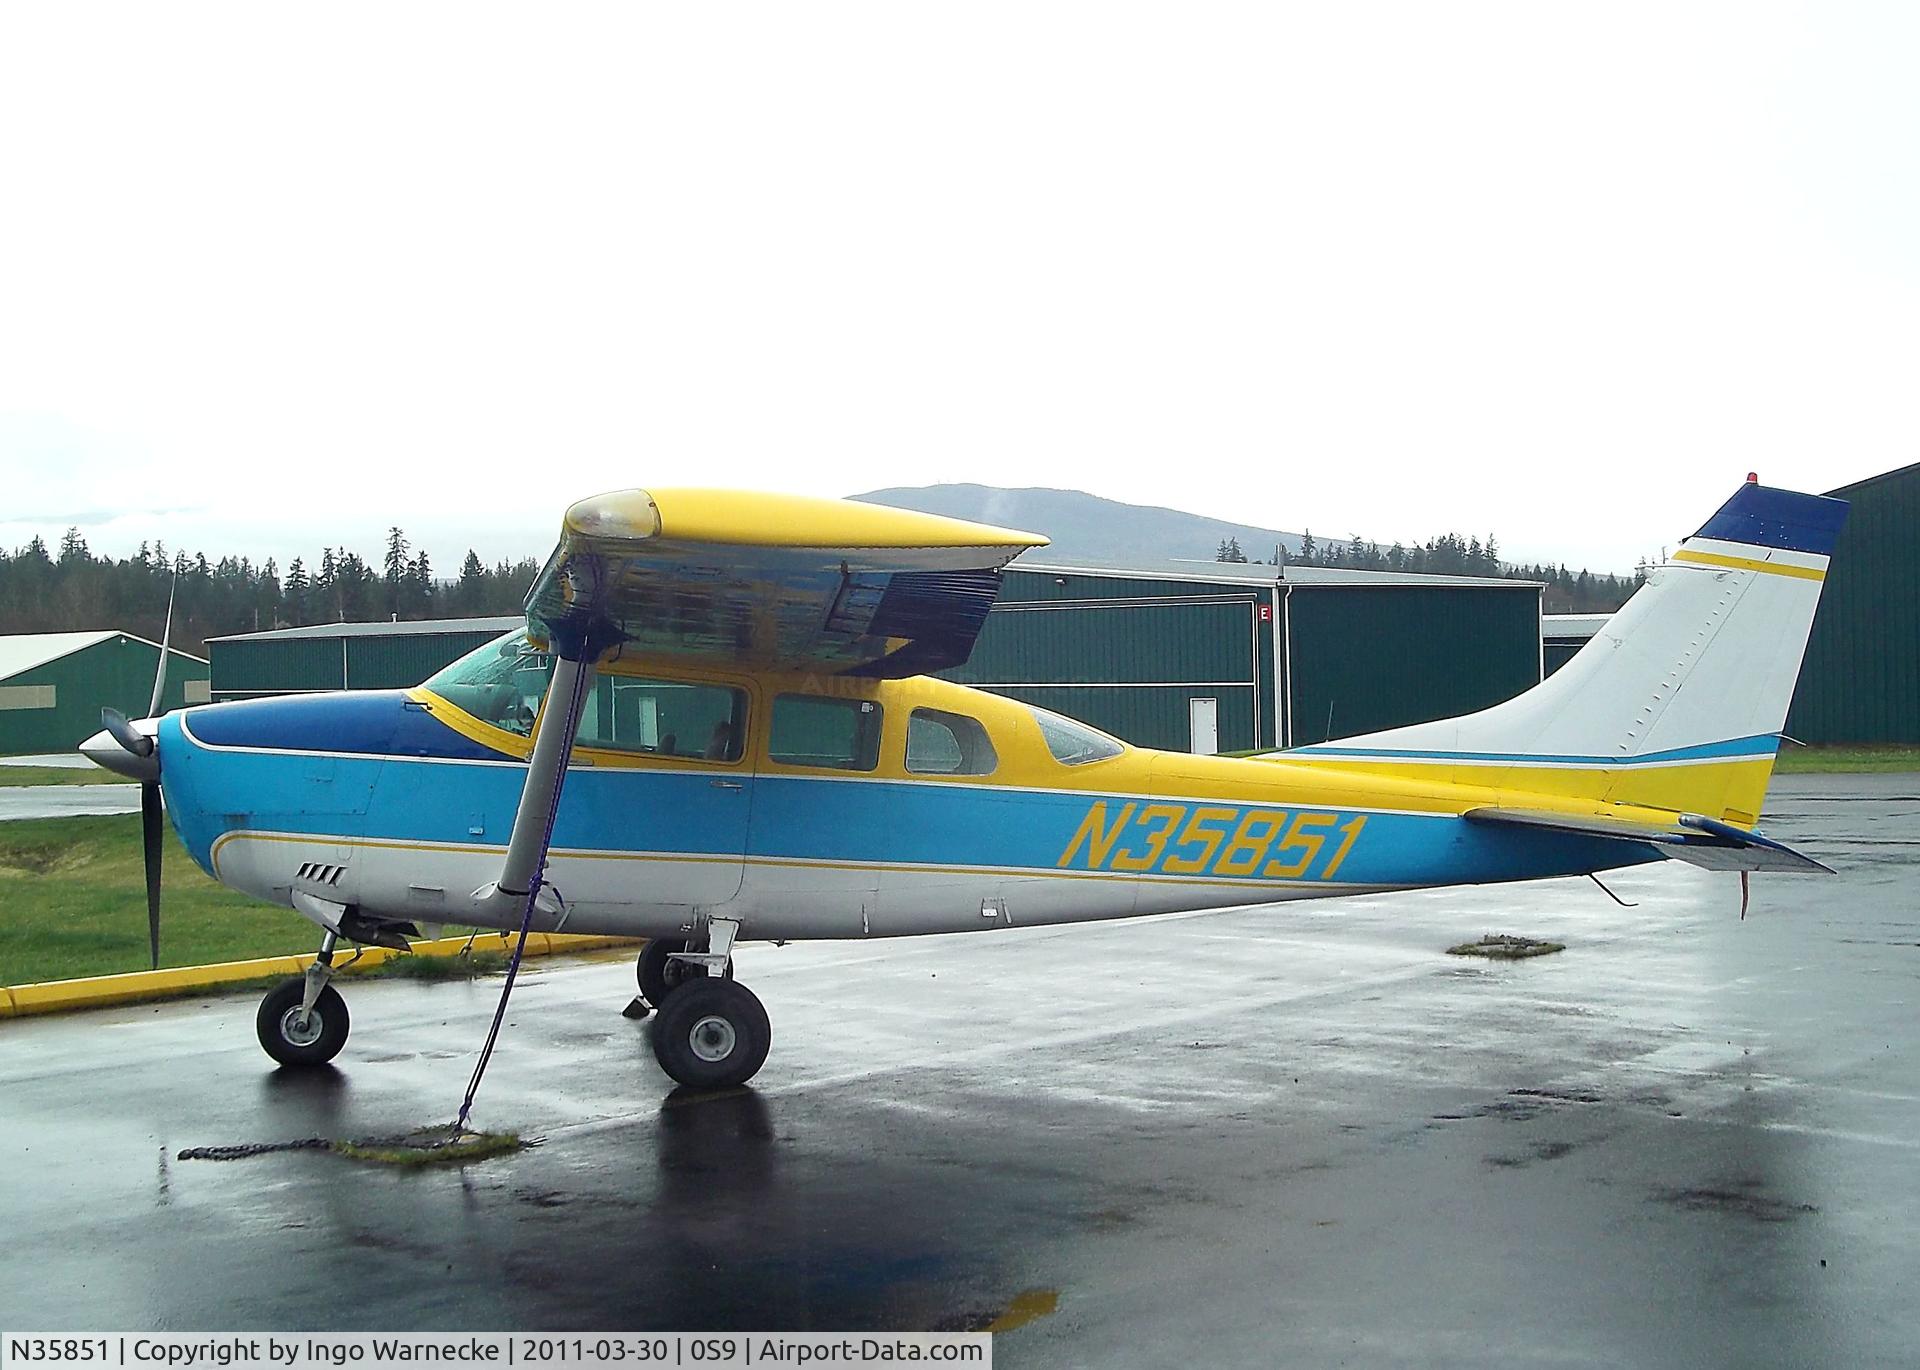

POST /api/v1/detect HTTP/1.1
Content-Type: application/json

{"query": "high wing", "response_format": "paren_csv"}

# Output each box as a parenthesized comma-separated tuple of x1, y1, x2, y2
(525, 488, 1048, 677)
(1464, 807, 1833, 874)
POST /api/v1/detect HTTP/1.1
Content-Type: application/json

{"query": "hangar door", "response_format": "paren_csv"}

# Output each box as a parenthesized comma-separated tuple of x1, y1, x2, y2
(945, 597, 1266, 753)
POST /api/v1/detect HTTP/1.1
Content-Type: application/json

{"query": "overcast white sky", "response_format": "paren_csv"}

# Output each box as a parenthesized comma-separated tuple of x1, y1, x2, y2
(1, 3, 1914, 576)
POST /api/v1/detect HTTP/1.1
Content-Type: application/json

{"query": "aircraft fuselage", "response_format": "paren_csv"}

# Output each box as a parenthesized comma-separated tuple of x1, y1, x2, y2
(158, 660, 1653, 943)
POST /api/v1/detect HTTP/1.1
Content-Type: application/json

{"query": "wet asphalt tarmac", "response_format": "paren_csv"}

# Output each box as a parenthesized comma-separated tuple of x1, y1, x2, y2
(0, 784, 140, 821)
(1, 774, 1916, 1366)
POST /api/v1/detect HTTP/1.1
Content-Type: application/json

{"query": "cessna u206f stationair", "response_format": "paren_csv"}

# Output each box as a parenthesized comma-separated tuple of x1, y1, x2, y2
(82, 479, 1846, 1090)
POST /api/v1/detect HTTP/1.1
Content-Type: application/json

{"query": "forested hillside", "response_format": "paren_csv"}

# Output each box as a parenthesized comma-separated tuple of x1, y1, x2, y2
(1213, 530, 1642, 614)
(0, 528, 539, 656)
(2, 490, 1642, 654)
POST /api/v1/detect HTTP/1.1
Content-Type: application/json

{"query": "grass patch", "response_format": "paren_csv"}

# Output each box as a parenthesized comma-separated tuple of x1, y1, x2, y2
(376, 947, 508, 980)
(1448, 934, 1565, 960)
(0, 766, 126, 787)
(1776, 746, 1920, 774)
(0, 813, 521, 989)
(0, 814, 319, 985)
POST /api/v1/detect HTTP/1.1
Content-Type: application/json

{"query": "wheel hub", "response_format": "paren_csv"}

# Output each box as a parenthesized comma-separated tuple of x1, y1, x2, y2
(688, 1014, 737, 1062)
(280, 1006, 324, 1048)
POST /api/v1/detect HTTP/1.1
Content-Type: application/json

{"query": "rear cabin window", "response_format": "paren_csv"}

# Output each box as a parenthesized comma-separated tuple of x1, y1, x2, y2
(576, 675, 747, 762)
(906, 708, 999, 777)
(1028, 705, 1126, 765)
(770, 694, 883, 771)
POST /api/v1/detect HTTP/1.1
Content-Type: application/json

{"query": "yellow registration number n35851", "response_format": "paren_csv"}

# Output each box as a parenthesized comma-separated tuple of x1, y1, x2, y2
(1056, 801, 1366, 882)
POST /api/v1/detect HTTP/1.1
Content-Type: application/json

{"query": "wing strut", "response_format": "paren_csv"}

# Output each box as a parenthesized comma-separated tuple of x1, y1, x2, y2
(457, 619, 601, 1129)
(471, 614, 618, 921)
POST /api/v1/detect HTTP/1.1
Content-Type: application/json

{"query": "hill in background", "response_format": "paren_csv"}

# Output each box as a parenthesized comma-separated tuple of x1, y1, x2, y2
(851, 484, 1308, 565)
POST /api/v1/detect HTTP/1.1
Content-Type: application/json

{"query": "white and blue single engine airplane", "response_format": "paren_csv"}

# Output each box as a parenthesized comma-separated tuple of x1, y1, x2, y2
(81, 478, 1846, 1091)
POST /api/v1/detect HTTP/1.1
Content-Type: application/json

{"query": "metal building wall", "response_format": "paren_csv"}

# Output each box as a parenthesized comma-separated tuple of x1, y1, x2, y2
(1787, 462, 1920, 744)
(1284, 585, 1542, 745)
(1543, 640, 1584, 676)
(0, 638, 210, 754)
(346, 631, 503, 689)
(211, 627, 512, 700)
(210, 637, 345, 699)
(945, 568, 1275, 752)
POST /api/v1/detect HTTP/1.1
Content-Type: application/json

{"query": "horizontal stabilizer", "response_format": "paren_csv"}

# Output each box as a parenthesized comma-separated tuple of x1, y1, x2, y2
(1464, 807, 1833, 875)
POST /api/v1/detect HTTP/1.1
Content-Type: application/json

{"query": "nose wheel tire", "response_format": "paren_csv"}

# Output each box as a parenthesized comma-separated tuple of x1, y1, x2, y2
(650, 978, 770, 1089)
(256, 977, 350, 1067)
(636, 938, 732, 1007)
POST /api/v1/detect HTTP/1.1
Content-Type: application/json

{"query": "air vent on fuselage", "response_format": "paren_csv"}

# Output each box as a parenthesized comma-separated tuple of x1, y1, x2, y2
(295, 861, 347, 887)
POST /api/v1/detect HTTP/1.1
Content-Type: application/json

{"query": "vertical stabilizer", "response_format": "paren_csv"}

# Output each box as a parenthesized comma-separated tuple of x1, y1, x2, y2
(1287, 481, 1848, 823)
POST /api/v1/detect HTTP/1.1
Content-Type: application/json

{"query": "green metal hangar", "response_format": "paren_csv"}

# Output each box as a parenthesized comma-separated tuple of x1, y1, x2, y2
(0, 631, 210, 755)
(1786, 461, 1919, 745)
(204, 569, 1546, 755)
(207, 617, 521, 702)
(944, 560, 1544, 753)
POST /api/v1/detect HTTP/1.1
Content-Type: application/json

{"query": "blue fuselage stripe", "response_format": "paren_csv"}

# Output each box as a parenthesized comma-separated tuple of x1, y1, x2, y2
(1285, 733, 1780, 766)
(160, 706, 1659, 895)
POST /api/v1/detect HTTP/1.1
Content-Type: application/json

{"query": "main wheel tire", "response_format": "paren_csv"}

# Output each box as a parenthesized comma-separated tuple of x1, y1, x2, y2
(636, 938, 732, 1006)
(650, 978, 770, 1089)
(256, 977, 350, 1067)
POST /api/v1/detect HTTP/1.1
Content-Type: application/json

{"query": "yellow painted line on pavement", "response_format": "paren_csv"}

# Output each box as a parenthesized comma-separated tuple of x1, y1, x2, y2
(0, 932, 639, 1019)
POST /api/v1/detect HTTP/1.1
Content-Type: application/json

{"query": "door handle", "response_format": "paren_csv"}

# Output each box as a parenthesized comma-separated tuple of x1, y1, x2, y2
(711, 779, 745, 791)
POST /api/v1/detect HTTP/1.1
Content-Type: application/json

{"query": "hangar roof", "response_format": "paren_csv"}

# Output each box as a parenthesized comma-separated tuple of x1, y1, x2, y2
(1012, 555, 1536, 590)
(210, 616, 522, 643)
(1543, 613, 1613, 640)
(0, 630, 207, 682)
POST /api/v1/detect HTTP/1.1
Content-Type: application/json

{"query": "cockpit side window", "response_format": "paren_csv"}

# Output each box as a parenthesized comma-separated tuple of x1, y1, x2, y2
(906, 708, 999, 777)
(579, 675, 747, 762)
(424, 632, 747, 761)
(423, 631, 554, 736)
(770, 694, 883, 771)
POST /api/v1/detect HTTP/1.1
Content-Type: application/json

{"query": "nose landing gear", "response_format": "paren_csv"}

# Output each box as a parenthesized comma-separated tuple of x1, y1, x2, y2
(257, 930, 351, 1067)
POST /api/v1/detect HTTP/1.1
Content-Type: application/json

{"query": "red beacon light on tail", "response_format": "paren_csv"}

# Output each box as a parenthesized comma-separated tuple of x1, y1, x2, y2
(1747, 472, 1760, 484)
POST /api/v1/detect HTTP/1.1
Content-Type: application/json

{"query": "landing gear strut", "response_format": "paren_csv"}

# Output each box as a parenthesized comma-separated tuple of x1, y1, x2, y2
(635, 937, 732, 1009)
(257, 930, 351, 1067)
(646, 918, 768, 1089)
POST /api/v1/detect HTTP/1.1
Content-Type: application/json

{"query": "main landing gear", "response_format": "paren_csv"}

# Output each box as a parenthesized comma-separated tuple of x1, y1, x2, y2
(257, 930, 351, 1067)
(635, 936, 732, 1007)
(637, 919, 769, 1090)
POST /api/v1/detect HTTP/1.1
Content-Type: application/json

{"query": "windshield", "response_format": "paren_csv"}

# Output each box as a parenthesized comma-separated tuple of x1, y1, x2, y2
(1027, 705, 1126, 765)
(423, 631, 555, 736)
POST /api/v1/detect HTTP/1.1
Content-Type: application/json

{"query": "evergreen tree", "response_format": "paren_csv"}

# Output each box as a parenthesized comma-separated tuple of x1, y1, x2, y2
(383, 528, 410, 617)
(456, 550, 486, 613)
(285, 558, 309, 626)
(407, 550, 433, 617)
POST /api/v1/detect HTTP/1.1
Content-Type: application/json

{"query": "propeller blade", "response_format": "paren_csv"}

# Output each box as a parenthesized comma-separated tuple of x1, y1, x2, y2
(147, 576, 176, 719)
(141, 781, 163, 970)
(100, 707, 154, 758)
